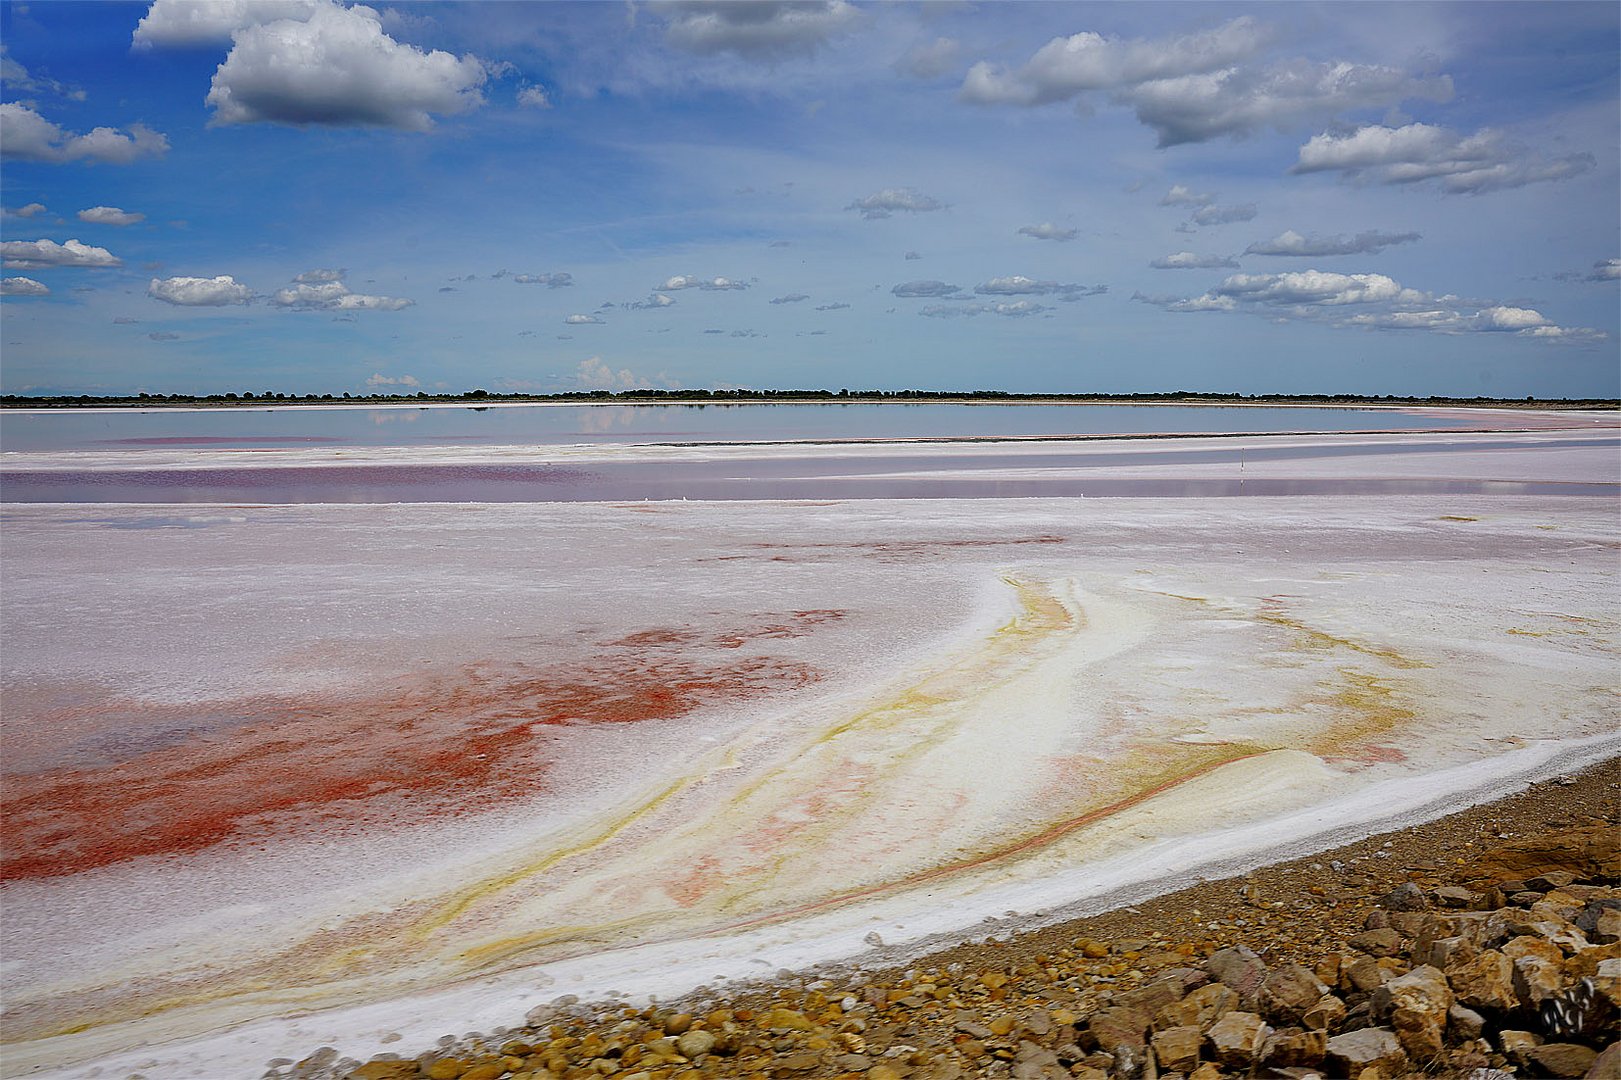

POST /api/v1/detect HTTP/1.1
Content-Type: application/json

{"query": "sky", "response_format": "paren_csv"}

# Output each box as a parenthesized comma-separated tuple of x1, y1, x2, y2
(0, 0, 1617, 398)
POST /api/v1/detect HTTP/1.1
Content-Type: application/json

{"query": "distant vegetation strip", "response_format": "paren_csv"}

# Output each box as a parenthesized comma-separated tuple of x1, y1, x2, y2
(2, 389, 1616, 409)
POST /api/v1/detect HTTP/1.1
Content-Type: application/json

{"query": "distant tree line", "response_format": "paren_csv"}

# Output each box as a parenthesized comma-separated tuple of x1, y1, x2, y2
(2, 388, 1616, 409)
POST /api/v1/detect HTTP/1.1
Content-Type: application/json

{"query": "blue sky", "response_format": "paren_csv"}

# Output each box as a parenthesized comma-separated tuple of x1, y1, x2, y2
(1, 0, 1616, 397)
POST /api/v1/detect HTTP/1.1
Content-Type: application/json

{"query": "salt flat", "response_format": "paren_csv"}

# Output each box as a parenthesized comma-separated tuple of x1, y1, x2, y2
(1, 429, 1617, 1079)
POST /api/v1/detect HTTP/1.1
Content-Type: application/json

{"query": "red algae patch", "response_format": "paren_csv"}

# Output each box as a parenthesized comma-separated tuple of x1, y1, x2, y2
(0, 621, 830, 882)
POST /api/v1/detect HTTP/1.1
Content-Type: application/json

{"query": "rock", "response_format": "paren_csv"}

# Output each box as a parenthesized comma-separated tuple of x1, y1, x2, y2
(1365, 910, 1393, 930)
(1436, 886, 1477, 909)
(349, 1064, 418, 1080)
(1186, 1065, 1222, 1080)
(459, 1064, 506, 1080)
(1088, 1006, 1150, 1053)
(1372, 965, 1453, 1061)
(1150, 1026, 1202, 1074)
(1381, 883, 1431, 912)
(1301, 995, 1346, 1033)
(1420, 935, 1479, 971)
(1527, 1043, 1598, 1077)
(425, 1060, 466, 1080)
(1586, 1042, 1620, 1079)
(1499, 1030, 1544, 1066)
(775, 1052, 822, 1072)
(1345, 955, 1396, 993)
(1155, 984, 1238, 1033)
(762, 1008, 815, 1030)
(1349, 928, 1405, 958)
(1585, 907, 1621, 946)
(1449, 1004, 1487, 1041)
(867, 1066, 904, 1080)
(1261, 964, 1331, 1024)
(676, 1029, 717, 1058)
(1324, 1027, 1408, 1075)
(1475, 827, 1617, 883)
(1261, 1027, 1326, 1069)
(1206, 946, 1269, 1007)
(1449, 950, 1519, 1012)
(1108, 1042, 1147, 1080)
(1526, 872, 1579, 893)
(663, 1013, 695, 1035)
(1205, 1011, 1269, 1069)
(954, 1020, 993, 1040)
(1514, 953, 1568, 1007)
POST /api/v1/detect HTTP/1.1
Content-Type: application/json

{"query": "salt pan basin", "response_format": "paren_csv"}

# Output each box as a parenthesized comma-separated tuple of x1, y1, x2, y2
(2, 491, 1618, 1078)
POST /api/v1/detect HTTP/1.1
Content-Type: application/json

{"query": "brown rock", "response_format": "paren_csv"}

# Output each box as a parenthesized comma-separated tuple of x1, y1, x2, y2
(663, 1014, 695, 1035)
(1475, 826, 1618, 882)
(1261, 1027, 1326, 1069)
(776, 1052, 822, 1072)
(867, 1066, 904, 1080)
(1514, 953, 1569, 1007)
(1301, 994, 1346, 1033)
(1585, 1042, 1620, 1079)
(677, 1030, 717, 1058)
(762, 1008, 816, 1031)
(1448, 950, 1519, 1012)
(1527, 871, 1580, 892)
(1349, 928, 1404, 957)
(1154, 984, 1238, 1033)
(1448, 1004, 1487, 1041)
(349, 1063, 418, 1080)
(1419, 934, 1479, 971)
(1527, 1043, 1598, 1077)
(1344, 955, 1396, 993)
(1206, 946, 1268, 1007)
(426, 1060, 467, 1080)
(1380, 882, 1430, 912)
(1324, 1027, 1407, 1075)
(1205, 1011, 1269, 1069)
(1435, 885, 1477, 909)
(1150, 1026, 1202, 1074)
(1260, 964, 1331, 1024)
(459, 1064, 506, 1080)
(1086, 1006, 1150, 1053)
(1500, 1029, 1545, 1066)
(1186, 1065, 1222, 1080)
(1371, 965, 1453, 1061)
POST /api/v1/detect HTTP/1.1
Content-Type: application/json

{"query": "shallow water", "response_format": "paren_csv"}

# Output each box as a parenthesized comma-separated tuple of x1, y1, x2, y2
(0, 401, 1492, 452)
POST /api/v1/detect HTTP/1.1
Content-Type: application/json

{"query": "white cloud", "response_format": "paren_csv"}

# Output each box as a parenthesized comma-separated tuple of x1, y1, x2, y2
(660, 1, 861, 59)
(1245, 229, 1420, 257)
(565, 313, 604, 324)
(1190, 202, 1257, 226)
(958, 18, 1451, 146)
(149, 274, 255, 306)
(1017, 222, 1077, 241)
(1292, 123, 1595, 194)
(1, 276, 49, 296)
(657, 275, 748, 291)
(1138, 269, 1604, 343)
(1150, 252, 1239, 269)
(898, 36, 961, 79)
(1587, 259, 1620, 282)
(770, 293, 810, 304)
(576, 356, 647, 391)
(960, 17, 1266, 107)
(1159, 184, 1213, 207)
(516, 85, 551, 109)
(512, 272, 573, 287)
(846, 188, 945, 219)
(892, 279, 962, 298)
(9, 202, 48, 218)
(921, 300, 1050, 318)
(132, 0, 322, 47)
(975, 276, 1100, 298)
(1, 238, 121, 269)
(366, 372, 420, 388)
(0, 103, 170, 164)
(293, 267, 345, 283)
(272, 279, 412, 311)
(206, 2, 488, 130)
(78, 206, 146, 226)
(625, 293, 676, 310)
(1, 46, 83, 99)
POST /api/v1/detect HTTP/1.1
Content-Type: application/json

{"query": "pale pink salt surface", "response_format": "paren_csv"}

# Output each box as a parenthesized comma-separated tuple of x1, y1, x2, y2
(1, 430, 1617, 1078)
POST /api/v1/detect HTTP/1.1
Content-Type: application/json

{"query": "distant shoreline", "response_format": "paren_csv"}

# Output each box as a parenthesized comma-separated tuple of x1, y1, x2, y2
(3, 392, 1617, 413)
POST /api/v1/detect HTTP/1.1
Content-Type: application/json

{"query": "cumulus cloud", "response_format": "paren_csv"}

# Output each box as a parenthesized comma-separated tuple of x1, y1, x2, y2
(272, 278, 412, 311)
(1244, 229, 1420, 257)
(1, 276, 49, 296)
(516, 85, 551, 108)
(625, 293, 676, 310)
(657, 275, 748, 291)
(1159, 184, 1213, 207)
(846, 187, 945, 219)
(78, 205, 145, 226)
(1292, 123, 1595, 194)
(921, 300, 1051, 318)
(1137, 269, 1604, 343)
(205, 2, 488, 130)
(1, 44, 84, 99)
(1559, 258, 1621, 283)
(660, 0, 861, 59)
(576, 355, 656, 391)
(975, 275, 1099, 298)
(366, 372, 420, 388)
(891, 279, 963, 298)
(1017, 222, 1078, 241)
(1190, 202, 1257, 226)
(770, 293, 810, 304)
(0, 103, 169, 164)
(149, 274, 255, 306)
(2, 238, 121, 269)
(565, 313, 604, 324)
(9, 202, 48, 218)
(1150, 252, 1239, 269)
(512, 271, 573, 287)
(958, 17, 1451, 146)
(132, 0, 322, 47)
(898, 36, 961, 79)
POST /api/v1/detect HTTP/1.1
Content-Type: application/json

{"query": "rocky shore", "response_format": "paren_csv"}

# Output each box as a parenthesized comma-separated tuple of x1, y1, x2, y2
(288, 762, 1618, 1080)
